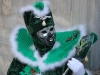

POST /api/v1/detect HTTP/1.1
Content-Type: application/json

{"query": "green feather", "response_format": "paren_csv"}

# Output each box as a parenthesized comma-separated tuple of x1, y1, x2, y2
(34, 2, 44, 11)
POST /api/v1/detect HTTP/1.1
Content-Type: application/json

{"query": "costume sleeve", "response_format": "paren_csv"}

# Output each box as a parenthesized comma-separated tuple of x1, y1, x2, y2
(7, 58, 26, 75)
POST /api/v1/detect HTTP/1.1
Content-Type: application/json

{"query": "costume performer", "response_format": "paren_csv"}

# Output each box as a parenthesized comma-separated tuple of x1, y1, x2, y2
(7, 0, 98, 75)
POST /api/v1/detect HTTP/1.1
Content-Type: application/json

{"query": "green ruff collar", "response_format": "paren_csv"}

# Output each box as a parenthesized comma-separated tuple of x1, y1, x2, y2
(10, 25, 86, 72)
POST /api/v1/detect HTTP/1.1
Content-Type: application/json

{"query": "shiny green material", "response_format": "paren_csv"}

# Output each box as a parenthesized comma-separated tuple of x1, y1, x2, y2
(34, 2, 44, 10)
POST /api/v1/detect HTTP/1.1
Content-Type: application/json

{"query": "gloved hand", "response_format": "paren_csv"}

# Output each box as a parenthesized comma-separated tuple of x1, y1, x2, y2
(67, 58, 85, 75)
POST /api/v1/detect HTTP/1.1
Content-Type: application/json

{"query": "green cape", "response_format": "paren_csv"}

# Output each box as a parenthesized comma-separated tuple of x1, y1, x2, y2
(10, 25, 86, 73)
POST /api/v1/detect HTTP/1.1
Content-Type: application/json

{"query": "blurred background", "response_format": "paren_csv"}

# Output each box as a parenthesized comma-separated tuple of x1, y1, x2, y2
(0, 0, 100, 75)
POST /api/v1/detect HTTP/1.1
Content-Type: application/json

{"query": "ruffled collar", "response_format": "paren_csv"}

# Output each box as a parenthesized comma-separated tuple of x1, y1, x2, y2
(10, 25, 86, 72)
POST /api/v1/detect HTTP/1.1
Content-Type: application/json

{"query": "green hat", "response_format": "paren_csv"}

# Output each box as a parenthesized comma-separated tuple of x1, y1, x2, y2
(20, 0, 55, 34)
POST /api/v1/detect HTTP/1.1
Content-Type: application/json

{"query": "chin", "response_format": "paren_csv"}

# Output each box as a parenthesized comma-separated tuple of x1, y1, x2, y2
(47, 41, 55, 47)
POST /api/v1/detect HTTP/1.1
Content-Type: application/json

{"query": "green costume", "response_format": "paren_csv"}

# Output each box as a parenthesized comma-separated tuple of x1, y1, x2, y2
(7, 26, 86, 75)
(7, 1, 97, 75)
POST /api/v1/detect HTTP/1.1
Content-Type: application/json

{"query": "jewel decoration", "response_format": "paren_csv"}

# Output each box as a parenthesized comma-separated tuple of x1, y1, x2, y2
(66, 30, 79, 42)
(42, 20, 46, 26)
(30, 68, 37, 74)
(34, 15, 51, 26)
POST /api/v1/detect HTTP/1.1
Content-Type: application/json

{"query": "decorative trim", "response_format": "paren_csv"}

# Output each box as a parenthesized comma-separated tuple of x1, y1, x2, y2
(10, 25, 38, 67)
(20, 0, 50, 17)
(38, 48, 76, 72)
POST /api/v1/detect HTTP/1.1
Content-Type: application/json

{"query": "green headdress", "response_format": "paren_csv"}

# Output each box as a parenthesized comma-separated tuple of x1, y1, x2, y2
(21, 1, 55, 34)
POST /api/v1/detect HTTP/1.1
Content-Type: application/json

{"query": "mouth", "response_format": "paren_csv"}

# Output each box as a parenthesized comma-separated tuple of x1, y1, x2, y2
(46, 35, 55, 46)
(49, 38, 53, 41)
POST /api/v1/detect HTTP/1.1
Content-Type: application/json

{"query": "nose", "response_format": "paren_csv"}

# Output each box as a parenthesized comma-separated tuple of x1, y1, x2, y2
(48, 32, 53, 37)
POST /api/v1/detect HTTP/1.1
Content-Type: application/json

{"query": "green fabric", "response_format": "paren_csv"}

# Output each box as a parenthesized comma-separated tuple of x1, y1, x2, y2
(7, 28, 96, 75)
(7, 59, 72, 75)
(23, 11, 54, 34)
(8, 27, 82, 75)
(7, 59, 89, 75)
(16, 28, 37, 61)
(44, 31, 80, 64)
(15, 27, 80, 65)
(7, 58, 26, 75)
(34, 1, 44, 10)
(19, 66, 40, 75)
